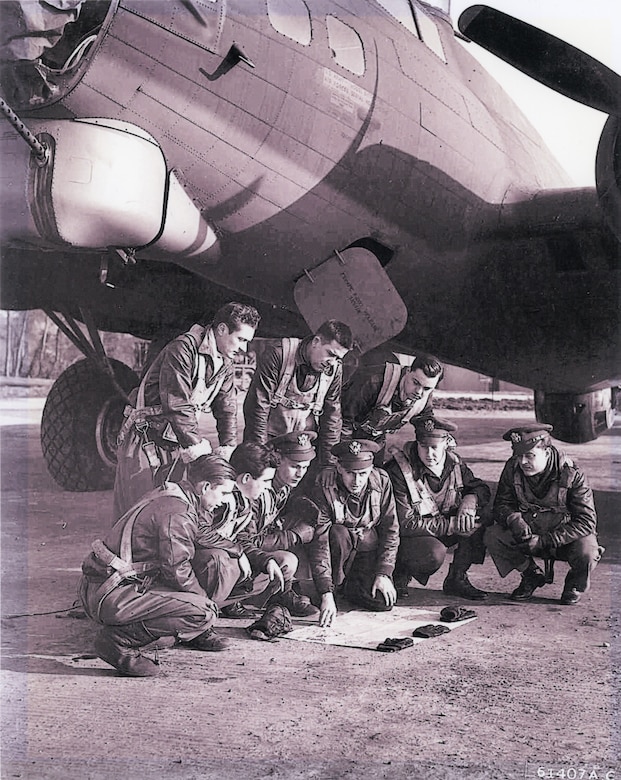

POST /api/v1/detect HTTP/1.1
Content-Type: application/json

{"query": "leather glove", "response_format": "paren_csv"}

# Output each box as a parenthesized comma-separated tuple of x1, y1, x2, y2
(518, 534, 546, 555)
(440, 606, 477, 622)
(506, 512, 531, 541)
(246, 604, 293, 641)
(412, 624, 450, 639)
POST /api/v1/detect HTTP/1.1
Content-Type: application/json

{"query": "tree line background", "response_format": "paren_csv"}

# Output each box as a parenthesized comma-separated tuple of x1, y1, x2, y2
(1, 309, 530, 405)
(1, 309, 260, 398)
(1, 309, 147, 379)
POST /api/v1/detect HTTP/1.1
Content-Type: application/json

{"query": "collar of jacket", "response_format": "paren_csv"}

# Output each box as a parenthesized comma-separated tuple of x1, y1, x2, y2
(188, 324, 226, 374)
(174, 480, 200, 511)
(295, 335, 313, 369)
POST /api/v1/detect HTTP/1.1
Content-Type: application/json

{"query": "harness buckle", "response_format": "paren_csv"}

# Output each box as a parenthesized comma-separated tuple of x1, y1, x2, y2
(135, 420, 149, 436)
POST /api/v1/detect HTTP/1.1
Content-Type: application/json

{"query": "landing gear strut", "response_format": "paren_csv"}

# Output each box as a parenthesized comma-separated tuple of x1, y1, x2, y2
(40, 309, 138, 491)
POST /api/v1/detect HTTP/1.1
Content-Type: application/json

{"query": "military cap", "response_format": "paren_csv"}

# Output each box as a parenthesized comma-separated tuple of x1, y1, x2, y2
(412, 417, 458, 442)
(269, 431, 317, 462)
(502, 423, 553, 455)
(331, 438, 381, 468)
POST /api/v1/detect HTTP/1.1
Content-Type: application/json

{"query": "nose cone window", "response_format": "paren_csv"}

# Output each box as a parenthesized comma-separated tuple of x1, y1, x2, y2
(267, 0, 311, 45)
(326, 16, 365, 76)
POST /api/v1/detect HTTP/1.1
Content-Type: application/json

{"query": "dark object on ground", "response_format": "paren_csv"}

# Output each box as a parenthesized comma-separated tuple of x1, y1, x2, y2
(376, 636, 414, 652)
(247, 604, 293, 641)
(440, 606, 477, 622)
(412, 624, 451, 639)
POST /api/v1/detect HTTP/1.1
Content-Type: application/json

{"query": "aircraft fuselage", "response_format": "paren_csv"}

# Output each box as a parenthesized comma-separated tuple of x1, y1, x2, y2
(2, 0, 619, 394)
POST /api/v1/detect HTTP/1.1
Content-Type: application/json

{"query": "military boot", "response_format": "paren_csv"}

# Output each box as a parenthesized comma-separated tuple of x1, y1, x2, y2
(393, 574, 411, 600)
(94, 626, 161, 677)
(220, 601, 255, 619)
(510, 562, 546, 602)
(268, 588, 319, 617)
(442, 565, 488, 601)
(181, 628, 230, 651)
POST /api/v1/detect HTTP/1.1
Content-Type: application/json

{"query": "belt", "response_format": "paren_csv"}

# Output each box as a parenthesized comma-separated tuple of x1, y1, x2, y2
(117, 404, 164, 445)
(274, 398, 312, 411)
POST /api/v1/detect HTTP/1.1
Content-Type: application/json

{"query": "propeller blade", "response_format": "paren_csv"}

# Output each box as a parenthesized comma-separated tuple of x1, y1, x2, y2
(458, 5, 621, 116)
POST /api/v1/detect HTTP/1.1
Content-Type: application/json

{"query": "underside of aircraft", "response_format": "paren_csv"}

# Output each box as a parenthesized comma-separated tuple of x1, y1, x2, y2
(0, 0, 619, 491)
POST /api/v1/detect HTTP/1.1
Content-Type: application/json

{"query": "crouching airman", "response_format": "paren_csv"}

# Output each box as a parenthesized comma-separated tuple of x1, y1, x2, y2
(384, 417, 491, 601)
(309, 439, 399, 626)
(486, 423, 602, 605)
(80, 456, 236, 677)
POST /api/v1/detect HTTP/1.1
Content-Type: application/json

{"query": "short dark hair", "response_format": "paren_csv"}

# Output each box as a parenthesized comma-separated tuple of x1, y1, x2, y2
(230, 442, 280, 478)
(316, 320, 353, 350)
(411, 354, 444, 382)
(211, 302, 261, 333)
(187, 455, 236, 486)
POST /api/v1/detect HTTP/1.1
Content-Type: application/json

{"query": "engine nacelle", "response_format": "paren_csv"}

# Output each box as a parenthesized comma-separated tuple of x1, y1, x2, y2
(595, 114, 621, 244)
(0, 117, 217, 256)
(534, 388, 616, 444)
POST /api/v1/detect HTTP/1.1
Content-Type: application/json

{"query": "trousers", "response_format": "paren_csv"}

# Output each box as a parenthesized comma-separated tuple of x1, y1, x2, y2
(394, 525, 486, 585)
(484, 526, 601, 592)
(329, 524, 392, 611)
(79, 576, 215, 643)
(192, 548, 298, 607)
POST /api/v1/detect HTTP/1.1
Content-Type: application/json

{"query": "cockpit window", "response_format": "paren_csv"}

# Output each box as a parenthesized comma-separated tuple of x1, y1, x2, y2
(267, 0, 312, 46)
(419, 0, 450, 14)
(415, 7, 446, 61)
(326, 16, 365, 76)
(375, 0, 417, 35)
(375, 1, 447, 62)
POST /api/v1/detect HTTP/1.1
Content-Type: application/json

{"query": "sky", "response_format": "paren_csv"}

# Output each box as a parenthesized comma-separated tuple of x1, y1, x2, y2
(449, 0, 621, 186)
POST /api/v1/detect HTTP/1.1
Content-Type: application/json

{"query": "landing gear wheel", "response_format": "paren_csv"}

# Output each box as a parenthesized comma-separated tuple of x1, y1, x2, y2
(41, 359, 138, 491)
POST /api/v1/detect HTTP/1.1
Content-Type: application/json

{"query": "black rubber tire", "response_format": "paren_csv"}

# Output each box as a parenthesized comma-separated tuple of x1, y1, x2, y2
(41, 359, 138, 492)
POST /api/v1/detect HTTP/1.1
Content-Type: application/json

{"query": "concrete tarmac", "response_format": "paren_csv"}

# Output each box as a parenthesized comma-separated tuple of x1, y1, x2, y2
(1, 400, 620, 779)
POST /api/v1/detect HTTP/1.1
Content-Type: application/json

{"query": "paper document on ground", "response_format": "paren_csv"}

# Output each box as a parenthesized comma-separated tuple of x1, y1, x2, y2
(284, 605, 475, 650)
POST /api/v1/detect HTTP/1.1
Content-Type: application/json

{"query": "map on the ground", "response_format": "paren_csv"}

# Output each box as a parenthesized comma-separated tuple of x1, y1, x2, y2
(284, 606, 476, 650)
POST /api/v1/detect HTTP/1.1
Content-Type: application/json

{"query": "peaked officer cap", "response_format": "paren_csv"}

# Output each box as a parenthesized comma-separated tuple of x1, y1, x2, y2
(332, 438, 381, 468)
(269, 431, 317, 462)
(412, 416, 458, 442)
(502, 423, 553, 455)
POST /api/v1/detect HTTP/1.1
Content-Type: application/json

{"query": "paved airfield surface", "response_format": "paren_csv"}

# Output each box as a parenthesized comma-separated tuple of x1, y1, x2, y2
(1, 399, 620, 779)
